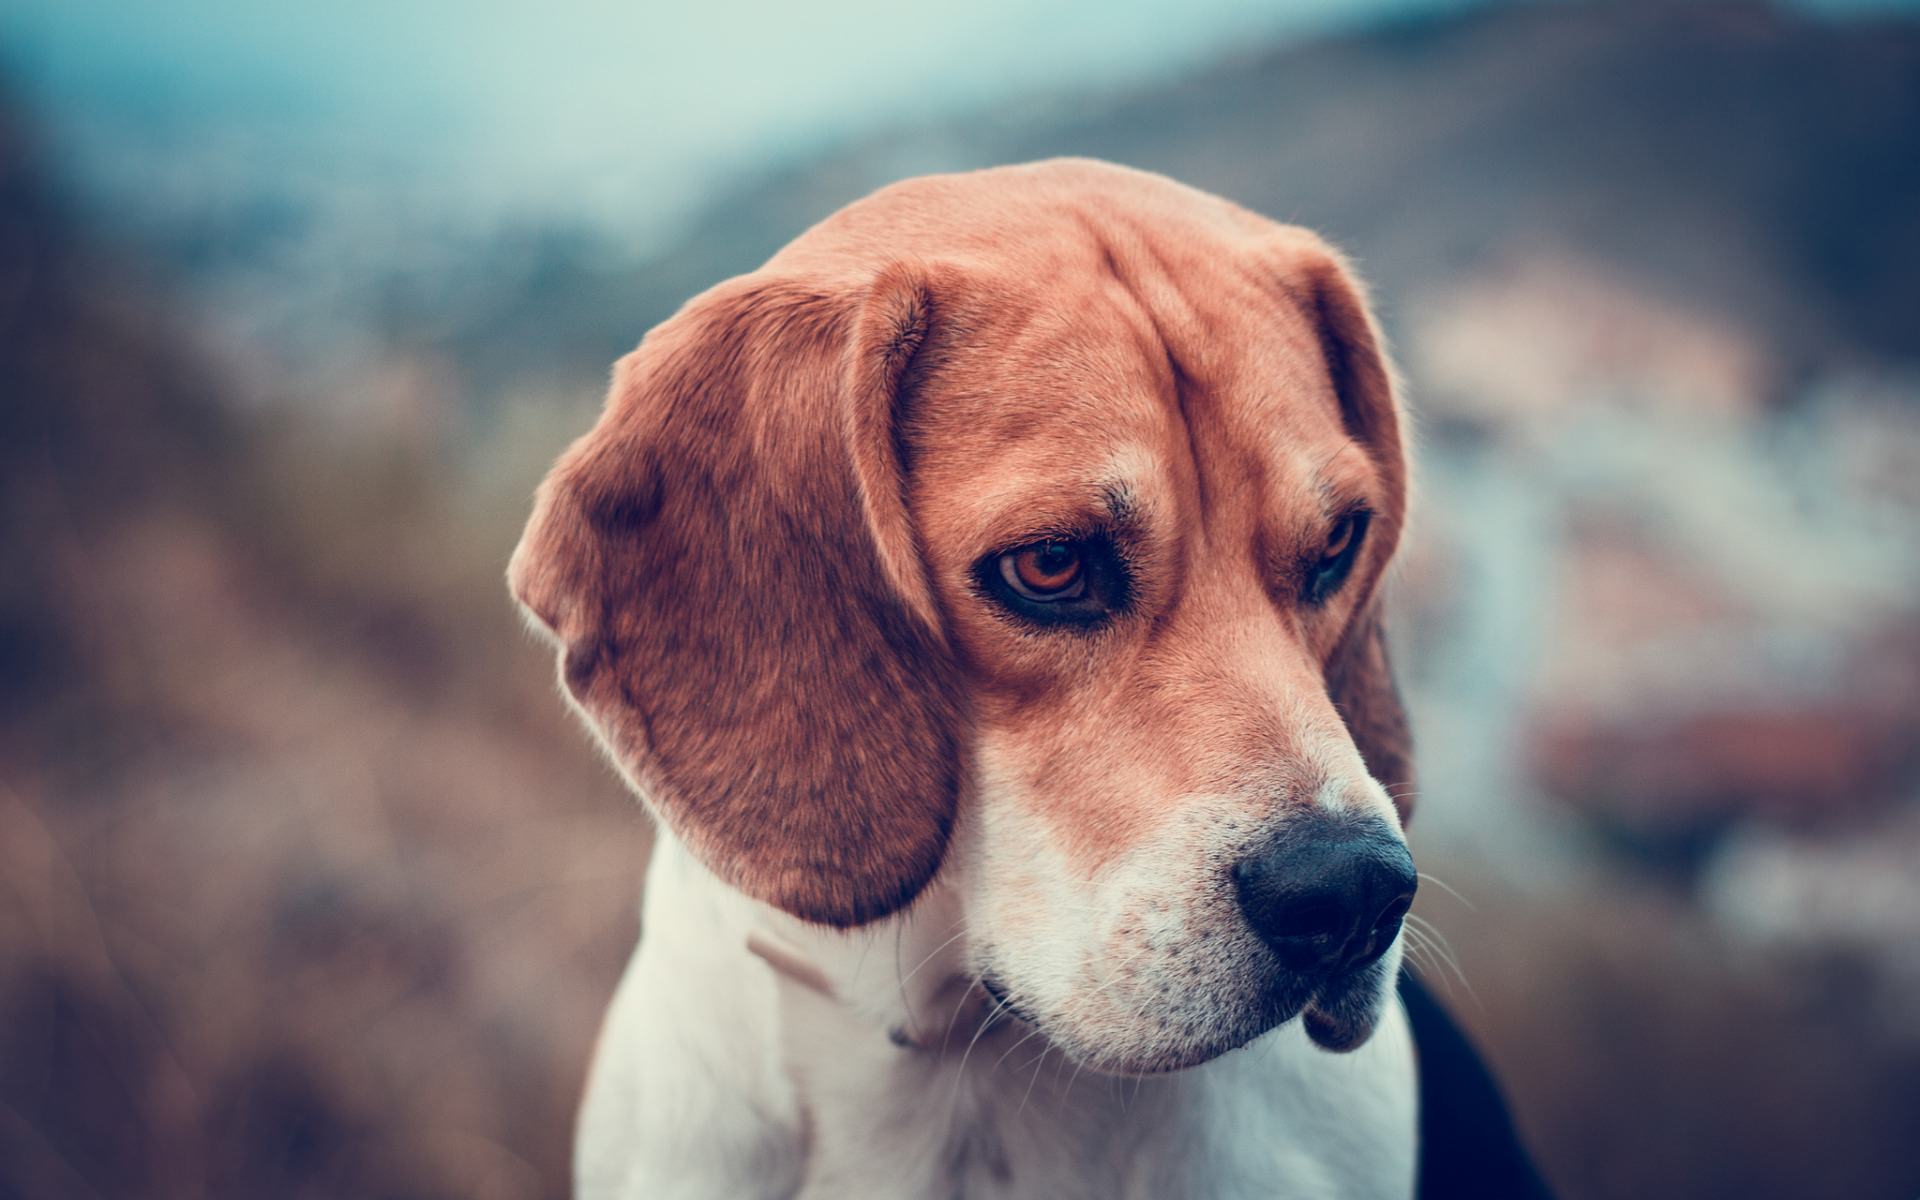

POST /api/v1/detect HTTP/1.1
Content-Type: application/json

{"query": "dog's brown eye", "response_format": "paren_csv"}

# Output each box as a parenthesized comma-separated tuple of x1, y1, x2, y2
(1324, 514, 1360, 561)
(976, 532, 1129, 629)
(1001, 541, 1086, 602)
(1305, 510, 1370, 606)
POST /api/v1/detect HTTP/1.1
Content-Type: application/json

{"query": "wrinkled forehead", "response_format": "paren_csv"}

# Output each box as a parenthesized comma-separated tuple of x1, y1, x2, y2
(903, 262, 1371, 553)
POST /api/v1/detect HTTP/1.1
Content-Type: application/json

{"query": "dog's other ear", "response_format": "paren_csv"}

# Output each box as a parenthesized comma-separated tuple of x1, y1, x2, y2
(1327, 601, 1414, 823)
(1296, 244, 1416, 823)
(509, 265, 963, 926)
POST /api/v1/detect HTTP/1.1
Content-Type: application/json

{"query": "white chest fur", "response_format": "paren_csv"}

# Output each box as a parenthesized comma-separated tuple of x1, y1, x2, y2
(575, 838, 1416, 1200)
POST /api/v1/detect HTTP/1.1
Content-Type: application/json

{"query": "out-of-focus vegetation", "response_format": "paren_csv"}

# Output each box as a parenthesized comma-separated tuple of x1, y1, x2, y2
(3, 4, 1918, 1198)
(0, 94, 646, 1198)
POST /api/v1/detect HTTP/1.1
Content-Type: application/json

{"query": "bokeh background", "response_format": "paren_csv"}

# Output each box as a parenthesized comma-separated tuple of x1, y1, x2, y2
(3, 1, 1918, 1196)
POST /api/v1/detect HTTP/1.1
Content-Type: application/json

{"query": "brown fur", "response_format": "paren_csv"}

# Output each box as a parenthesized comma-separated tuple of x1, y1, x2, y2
(511, 159, 1412, 925)
(510, 271, 964, 927)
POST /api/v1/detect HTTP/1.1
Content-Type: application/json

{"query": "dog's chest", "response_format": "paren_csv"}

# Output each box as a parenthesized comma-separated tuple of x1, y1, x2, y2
(789, 1012, 1417, 1200)
(580, 842, 1418, 1199)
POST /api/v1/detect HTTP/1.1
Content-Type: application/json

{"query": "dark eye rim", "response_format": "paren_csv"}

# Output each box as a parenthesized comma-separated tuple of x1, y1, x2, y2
(975, 532, 1130, 629)
(1304, 508, 1372, 606)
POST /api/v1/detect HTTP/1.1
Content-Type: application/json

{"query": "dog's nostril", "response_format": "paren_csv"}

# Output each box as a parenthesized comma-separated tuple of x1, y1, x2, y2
(1373, 893, 1414, 936)
(1347, 892, 1415, 970)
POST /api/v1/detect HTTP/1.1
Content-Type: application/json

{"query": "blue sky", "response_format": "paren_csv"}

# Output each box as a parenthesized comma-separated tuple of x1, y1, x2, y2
(1, 0, 1478, 231)
(4, 0, 1912, 241)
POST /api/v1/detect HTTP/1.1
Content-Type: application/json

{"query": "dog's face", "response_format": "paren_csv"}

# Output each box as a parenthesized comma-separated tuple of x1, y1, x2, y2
(512, 160, 1415, 1074)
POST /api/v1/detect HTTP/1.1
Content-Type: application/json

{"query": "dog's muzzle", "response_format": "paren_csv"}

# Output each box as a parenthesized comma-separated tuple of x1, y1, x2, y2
(1232, 810, 1416, 1049)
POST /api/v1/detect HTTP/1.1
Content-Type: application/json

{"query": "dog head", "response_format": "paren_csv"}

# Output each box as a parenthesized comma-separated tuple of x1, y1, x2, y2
(511, 160, 1415, 1072)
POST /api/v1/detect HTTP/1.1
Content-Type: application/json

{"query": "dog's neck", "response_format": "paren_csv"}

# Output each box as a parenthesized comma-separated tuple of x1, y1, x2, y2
(576, 833, 1417, 1200)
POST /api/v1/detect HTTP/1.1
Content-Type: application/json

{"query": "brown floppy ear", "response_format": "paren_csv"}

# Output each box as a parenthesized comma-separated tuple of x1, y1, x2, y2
(1297, 243, 1417, 823)
(508, 266, 963, 926)
(1327, 602, 1414, 823)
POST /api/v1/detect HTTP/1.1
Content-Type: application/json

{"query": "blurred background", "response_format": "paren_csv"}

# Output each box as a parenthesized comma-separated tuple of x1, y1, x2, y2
(3, 1, 1917, 1196)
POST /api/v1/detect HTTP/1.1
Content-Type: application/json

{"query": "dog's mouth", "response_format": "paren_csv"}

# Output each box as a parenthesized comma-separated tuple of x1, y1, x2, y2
(976, 952, 1393, 1075)
(979, 976, 1040, 1027)
(1300, 958, 1393, 1053)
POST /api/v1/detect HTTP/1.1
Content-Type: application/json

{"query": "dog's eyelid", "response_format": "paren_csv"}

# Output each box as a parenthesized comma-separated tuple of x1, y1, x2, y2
(1317, 491, 1372, 527)
(1326, 503, 1373, 545)
(979, 512, 1136, 564)
(989, 523, 1092, 558)
(970, 475, 1149, 560)
(1300, 507, 1372, 607)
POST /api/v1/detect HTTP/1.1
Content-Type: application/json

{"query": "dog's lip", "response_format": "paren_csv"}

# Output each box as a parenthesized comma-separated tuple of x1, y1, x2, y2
(980, 975, 1040, 1027)
(1302, 998, 1376, 1051)
(1299, 964, 1389, 1052)
(972, 962, 1387, 1071)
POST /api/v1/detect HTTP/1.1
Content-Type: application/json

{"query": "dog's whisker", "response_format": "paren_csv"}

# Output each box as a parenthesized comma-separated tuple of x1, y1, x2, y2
(990, 1022, 1047, 1075)
(1405, 933, 1444, 984)
(1060, 1052, 1090, 1109)
(939, 972, 986, 1055)
(952, 988, 1017, 1096)
(1404, 914, 1477, 1005)
(891, 920, 911, 1027)
(1017, 1041, 1052, 1116)
(1405, 914, 1459, 966)
(854, 924, 882, 978)
(1404, 926, 1452, 989)
(1416, 941, 1448, 985)
(895, 923, 972, 998)
(946, 982, 1031, 1128)
(1050, 1039, 1073, 1093)
(1416, 871, 1476, 911)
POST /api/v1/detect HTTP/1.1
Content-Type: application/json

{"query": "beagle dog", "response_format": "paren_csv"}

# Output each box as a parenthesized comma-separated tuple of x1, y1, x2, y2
(512, 159, 1445, 1199)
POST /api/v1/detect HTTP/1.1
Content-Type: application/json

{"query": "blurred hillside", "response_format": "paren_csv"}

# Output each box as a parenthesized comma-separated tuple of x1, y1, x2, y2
(3, 3, 1919, 1198)
(144, 3, 1918, 401)
(0, 92, 646, 1199)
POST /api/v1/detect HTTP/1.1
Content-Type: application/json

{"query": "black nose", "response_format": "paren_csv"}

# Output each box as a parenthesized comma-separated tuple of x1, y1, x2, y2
(1232, 814, 1417, 976)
